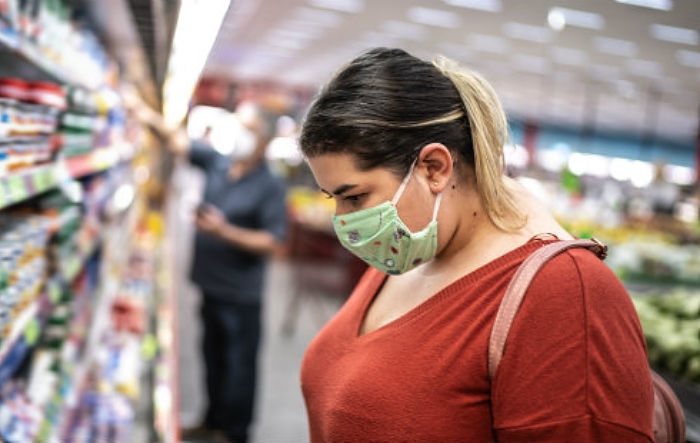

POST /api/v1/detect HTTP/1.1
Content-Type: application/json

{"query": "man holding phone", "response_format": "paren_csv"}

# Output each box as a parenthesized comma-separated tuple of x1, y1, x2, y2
(175, 101, 288, 443)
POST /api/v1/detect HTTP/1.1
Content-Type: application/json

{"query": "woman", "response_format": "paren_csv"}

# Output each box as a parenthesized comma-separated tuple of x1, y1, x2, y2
(298, 47, 654, 442)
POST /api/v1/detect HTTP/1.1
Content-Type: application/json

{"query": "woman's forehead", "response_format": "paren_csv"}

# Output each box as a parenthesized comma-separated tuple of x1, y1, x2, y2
(307, 154, 392, 188)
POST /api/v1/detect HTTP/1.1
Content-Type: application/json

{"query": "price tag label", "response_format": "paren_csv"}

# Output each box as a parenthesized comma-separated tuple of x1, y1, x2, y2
(23, 318, 40, 346)
(48, 280, 63, 304)
(33, 168, 55, 193)
(7, 175, 27, 202)
(0, 179, 7, 208)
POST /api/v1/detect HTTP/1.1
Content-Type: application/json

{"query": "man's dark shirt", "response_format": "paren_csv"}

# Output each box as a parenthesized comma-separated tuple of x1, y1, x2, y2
(189, 140, 288, 303)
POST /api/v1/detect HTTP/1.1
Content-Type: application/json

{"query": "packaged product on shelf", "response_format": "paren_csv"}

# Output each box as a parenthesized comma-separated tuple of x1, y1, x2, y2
(0, 0, 19, 31)
(0, 77, 64, 170)
(0, 97, 12, 138)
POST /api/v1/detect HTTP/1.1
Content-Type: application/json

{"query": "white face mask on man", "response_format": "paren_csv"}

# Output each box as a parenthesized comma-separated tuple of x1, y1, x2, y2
(208, 115, 258, 160)
(229, 120, 258, 161)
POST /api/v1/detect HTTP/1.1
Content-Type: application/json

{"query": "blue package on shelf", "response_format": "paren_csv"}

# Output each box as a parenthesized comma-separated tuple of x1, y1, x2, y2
(0, 336, 29, 387)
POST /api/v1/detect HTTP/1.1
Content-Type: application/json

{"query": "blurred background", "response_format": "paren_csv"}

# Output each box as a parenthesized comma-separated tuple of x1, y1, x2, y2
(0, 0, 699, 442)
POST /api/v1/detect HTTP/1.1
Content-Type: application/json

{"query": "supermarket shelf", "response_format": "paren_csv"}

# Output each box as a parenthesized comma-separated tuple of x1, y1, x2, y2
(0, 302, 39, 385)
(0, 26, 99, 90)
(0, 144, 133, 210)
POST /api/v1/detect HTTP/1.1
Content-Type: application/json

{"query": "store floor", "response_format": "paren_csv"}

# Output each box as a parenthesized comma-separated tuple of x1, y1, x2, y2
(172, 166, 339, 443)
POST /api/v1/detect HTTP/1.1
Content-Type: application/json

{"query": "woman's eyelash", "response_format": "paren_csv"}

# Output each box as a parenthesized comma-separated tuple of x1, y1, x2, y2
(344, 194, 364, 201)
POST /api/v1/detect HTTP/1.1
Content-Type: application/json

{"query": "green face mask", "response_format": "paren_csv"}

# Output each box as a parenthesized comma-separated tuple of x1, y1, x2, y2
(332, 162, 442, 275)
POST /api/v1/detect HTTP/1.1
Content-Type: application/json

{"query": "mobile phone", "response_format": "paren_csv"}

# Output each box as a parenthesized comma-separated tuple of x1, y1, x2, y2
(196, 203, 210, 215)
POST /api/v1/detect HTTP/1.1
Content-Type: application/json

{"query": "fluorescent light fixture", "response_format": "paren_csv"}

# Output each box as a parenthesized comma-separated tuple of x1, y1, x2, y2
(615, 0, 673, 11)
(502, 22, 553, 43)
(664, 164, 695, 186)
(266, 37, 310, 51)
(590, 64, 621, 80)
(381, 20, 430, 40)
(677, 49, 700, 68)
(547, 7, 604, 30)
(163, 0, 231, 126)
(269, 25, 324, 41)
(547, 9, 566, 31)
(625, 58, 662, 77)
(610, 158, 632, 181)
(629, 160, 654, 188)
(567, 153, 611, 179)
(504, 143, 529, 169)
(443, 0, 502, 12)
(407, 6, 461, 28)
(614, 79, 638, 99)
(651, 24, 699, 45)
(550, 46, 587, 66)
(293, 6, 344, 27)
(594, 36, 638, 57)
(468, 33, 510, 54)
(360, 31, 402, 47)
(436, 42, 475, 62)
(513, 54, 550, 74)
(308, 0, 364, 13)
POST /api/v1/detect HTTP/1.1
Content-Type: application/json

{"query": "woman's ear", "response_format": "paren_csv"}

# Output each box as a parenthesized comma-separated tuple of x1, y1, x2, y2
(418, 143, 453, 193)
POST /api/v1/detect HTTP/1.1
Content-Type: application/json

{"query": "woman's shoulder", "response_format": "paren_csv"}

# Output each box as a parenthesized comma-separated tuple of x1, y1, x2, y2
(525, 242, 633, 313)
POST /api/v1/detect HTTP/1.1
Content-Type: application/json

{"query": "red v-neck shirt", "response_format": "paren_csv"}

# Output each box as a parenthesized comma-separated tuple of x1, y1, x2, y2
(300, 240, 654, 442)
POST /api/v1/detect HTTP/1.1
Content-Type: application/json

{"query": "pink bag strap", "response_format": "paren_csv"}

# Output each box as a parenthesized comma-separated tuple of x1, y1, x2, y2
(488, 238, 608, 379)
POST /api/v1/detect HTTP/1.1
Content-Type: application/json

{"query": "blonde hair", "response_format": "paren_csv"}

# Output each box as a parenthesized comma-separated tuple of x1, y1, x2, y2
(432, 55, 526, 231)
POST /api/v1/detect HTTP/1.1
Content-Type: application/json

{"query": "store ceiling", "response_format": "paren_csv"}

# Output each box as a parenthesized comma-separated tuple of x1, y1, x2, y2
(203, 0, 700, 146)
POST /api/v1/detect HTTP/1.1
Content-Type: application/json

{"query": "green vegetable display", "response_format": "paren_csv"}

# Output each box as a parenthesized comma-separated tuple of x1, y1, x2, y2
(631, 289, 700, 384)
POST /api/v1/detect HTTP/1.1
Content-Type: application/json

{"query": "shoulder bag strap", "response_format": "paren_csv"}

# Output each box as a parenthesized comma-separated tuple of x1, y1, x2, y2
(487, 238, 608, 379)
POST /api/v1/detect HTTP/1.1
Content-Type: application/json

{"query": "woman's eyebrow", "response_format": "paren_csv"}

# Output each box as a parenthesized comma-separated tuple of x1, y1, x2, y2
(321, 184, 358, 196)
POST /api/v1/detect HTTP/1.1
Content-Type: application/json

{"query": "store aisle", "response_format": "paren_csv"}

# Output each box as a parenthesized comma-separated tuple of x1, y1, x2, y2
(172, 165, 332, 443)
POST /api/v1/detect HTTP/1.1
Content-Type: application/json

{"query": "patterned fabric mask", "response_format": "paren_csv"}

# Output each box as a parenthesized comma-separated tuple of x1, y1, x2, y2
(332, 161, 442, 275)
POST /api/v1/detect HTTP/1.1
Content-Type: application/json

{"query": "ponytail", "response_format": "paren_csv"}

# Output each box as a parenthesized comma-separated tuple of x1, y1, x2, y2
(432, 55, 525, 231)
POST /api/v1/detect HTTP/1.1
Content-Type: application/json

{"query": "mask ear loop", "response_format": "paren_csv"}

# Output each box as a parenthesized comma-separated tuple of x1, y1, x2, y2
(391, 160, 418, 205)
(431, 193, 443, 221)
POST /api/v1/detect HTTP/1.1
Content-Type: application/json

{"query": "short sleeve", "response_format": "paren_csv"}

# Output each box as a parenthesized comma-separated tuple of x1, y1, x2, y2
(189, 139, 220, 171)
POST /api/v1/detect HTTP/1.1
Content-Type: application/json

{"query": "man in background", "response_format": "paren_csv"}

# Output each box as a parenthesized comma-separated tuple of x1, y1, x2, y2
(183, 102, 288, 443)
(131, 97, 288, 443)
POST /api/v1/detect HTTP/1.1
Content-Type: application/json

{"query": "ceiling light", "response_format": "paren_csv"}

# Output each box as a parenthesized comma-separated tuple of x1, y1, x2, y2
(308, 0, 364, 13)
(163, 0, 231, 126)
(625, 59, 662, 77)
(381, 20, 430, 40)
(594, 36, 638, 57)
(502, 22, 553, 43)
(590, 64, 621, 80)
(468, 33, 510, 54)
(293, 7, 344, 27)
(550, 46, 587, 66)
(650, 24, 699, 45)
(436, 42, 475, 62)
(268, 26, 323, 41)
(615, 0, 673, 11)
(360, 31, 402, 47)
(547, 9, 566, 31)
(547, 7, 604, 30)
(513, 54, 550, 74)
(677, 50, 700, 68)
(442, 0, 502, 12)
(407, 6, 461, 28)
(266, 37, 310, 51)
